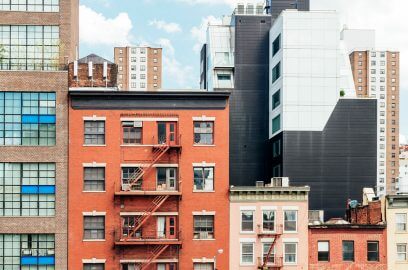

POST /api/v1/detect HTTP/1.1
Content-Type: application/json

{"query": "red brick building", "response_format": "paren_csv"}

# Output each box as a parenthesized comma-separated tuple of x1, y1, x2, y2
(68, 87, 230, 269)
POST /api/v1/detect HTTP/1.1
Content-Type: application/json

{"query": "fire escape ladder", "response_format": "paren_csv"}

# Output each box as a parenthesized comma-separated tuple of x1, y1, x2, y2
(127, 195, 170, 239)
(138, 244, 169, 270)
(262, 235, 279, 269)
(126, 145, 170, 191)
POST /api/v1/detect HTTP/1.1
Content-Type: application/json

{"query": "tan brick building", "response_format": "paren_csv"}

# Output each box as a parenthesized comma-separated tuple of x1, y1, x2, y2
(114, 46, 162, 91)
(0, 0, 78, 269)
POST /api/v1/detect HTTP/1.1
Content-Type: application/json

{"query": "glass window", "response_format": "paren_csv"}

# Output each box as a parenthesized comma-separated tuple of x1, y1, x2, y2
(272, 34, 281, 56)
(0, 163, 56, 216)
(193, 215, 214, 239)
(121, 167, 143, 191)
(84, 121, 105, 145)
(122, 121, 142, 144)
(193, 167, 214, 191)
(241, 211, 254, 232)
(397, 244, 407, 261)
(263, 210, 275, 232)
(318, 241, 330, 261)
(396, 213, 407, 231)
(284, 210, 297, 232)
(367, 241, 379, 261)
(194, 121, 214, 145)
(272, 115, 280, 134)
(272, 62, 281, 83)
(272, 139, 280, 158)
(342, 241, 354, 261)
(241, 242, 254, 264)
(84, 264, 105, 270)
(272, 90, 280, 109)
(84, 216, 105, 240)
(263, 242, 275, 264)
(83, 167, 105, 191)
(0, 0, 59, 12)
(157, 167, 177, 190)
(0, 25, 60, 70)
(193, 263, 214, 270)
(0, 92, 56, 146)
(284, 243, 297, 263)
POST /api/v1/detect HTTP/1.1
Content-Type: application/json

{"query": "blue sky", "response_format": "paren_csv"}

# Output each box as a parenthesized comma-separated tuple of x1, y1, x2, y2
(79, 0, 408, 140)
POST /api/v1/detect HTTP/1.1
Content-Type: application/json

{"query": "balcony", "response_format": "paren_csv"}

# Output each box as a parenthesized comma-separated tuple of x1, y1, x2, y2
(257, 256, 283, 269)
(115, 181, 182, 196)
(257, 224, 283, 237)
(115, 229, 182, 246)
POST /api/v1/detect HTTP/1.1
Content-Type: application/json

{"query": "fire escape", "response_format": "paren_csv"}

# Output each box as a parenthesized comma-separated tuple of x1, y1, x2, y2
(258, 225, 283, 270)
(115, 128, 182, 270)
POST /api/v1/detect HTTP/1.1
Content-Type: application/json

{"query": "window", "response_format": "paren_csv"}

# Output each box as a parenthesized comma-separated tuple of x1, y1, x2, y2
(318, 241, 330, 261)
(358, 69, 362, 74)
(371, 61, 376, 66)
(122, 121, 142, 144)
(367, 241, 379, 261)
(140, 57, 146, 62)
(272, 90, 280, 109)
(193, 215, 214, 239)
(0, 25, 60, 70)
(241, 211, 254, 232)
(0, 0, 59, 12)
(0, 92, 56, 146)
(263, 210, 275, 231)
(140, 65, 146, 71)
(272, 62, 281, 83)
(153, 58, 158, 63)
(131, 48, 137, 54)
(272, 140, 280, 157)
(0, 234, 55, 270)
(84, 121, 105, 145)
(157, 167, 177, 190)
(154, 49, 158, 54)
(342, 241, 354, 261)
(131, 65, 136, 71)
(371, 77, 376, 82)
(284, 243, 297, 263)
(217, 74, 232, 88)
(154, 75, 158, 80)
(131, 82, 137, 88)
(84, 216, 105, 240)
(396, 213, 407, 231)
(119, 57, 123, 62)
(263, 243, 275, 264)
(241, 243, 254, 264)
(194, 121, 214, 145)
(140, 48, 146, 54)
(84, 264, 105, 270)
(358, 61, 362, 66)
(0, 163, 55, 216)
(284, 210, 297, 232)
(84, 167, 105, 191)
(153, 66, 158, 71)
(193, 167, 214, 191)
(371, 69, 376, 74)
(397, 244, 407, 261)
(380, 61, 386, 66)
(140, 82, 146, 88)
(121, 167, 143, 190)
(193, 263, 214, 270)
(358, 78, 362, 83)
(131, 74, 136, 79)
(131, 57, 137, 62)
(272, 34, 281, 56)
(272, 115, 280, 134)
(371, 52, 376, 57)
(140, 74, 146, 79)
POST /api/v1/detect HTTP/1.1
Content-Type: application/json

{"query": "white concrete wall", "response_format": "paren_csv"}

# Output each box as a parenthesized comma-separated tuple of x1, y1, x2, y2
(128, 46, 148, 91)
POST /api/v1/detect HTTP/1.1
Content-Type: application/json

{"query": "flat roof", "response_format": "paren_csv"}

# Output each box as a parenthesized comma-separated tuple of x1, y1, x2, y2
(309, 224, 386, 229)
(230, 186, 310, 192)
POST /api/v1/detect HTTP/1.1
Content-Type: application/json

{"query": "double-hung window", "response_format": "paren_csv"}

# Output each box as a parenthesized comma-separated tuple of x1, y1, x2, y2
(342, 241, 354, 261)
(284, 243, 297, 264)
(193, 167, 214, 191)
(83, 167, 105, 191)
(241, 211, 254, 232)
(193, 263, 214, 270)
(84, 264, 105, 270)
(84, 121, 105, 145)
(397, 244, 407, 261)
(241, 242, 254, 264)
(122, 121, 142, 144)
(84, 216, 105, 240)
(193, 215, 214, 239)
(396, 213, 407, 231)
(263, 242, 275, 264)
(367, 241, 379, 261)
(194, 121, 214, 145)
(318, 241, 330, 262)
(262, 210, 275, 232)
(284, 210, 297, 232)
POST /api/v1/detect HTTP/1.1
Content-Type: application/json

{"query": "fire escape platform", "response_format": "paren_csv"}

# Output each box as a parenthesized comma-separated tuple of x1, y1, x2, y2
(114, 239, 182, 246)
(114, 191, 182, 196)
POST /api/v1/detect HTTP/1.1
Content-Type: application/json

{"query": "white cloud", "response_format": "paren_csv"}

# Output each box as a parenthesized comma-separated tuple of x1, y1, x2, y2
(312, 0, 408, 91)
(149, 19, 182, 33)
(190, 15, 222, 53)
(157, 38, 194, 88)
(79, 5, 133, 46)
(401, 134, 407, 145)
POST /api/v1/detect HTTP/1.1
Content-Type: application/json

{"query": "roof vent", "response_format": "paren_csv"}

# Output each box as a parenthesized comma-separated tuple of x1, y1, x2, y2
(270, 177, 289, 187)
(256, 181, 264, 187)
(246, 3, 255, 15)
(237, 3, 245, 14)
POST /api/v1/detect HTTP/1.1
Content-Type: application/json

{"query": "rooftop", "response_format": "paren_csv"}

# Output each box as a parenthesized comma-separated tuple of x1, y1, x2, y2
(77, 54, 113, 64)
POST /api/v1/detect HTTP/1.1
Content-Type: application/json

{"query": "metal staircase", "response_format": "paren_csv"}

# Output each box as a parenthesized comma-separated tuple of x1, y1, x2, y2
(125, 145, 170, 191)
(125, 195, 170, 239)
(135, 245, 169, 270)
(259, 225, 283, 269)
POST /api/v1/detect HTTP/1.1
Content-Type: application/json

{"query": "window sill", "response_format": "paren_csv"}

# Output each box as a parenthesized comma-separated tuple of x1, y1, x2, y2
(120, 144, 151, 147)
(240, 231, 255, 234)
(82, 191, 106, 193)
(193, 190, 215, 193)
(83, 239, 106, 242)
(193, 144, 216, 147)
(193, 238, 216, 241)
(283, 231, 298, 234)
(240, 263, 255, 266)
(283, 263, 298, 266)
(83, 144, 106, 147)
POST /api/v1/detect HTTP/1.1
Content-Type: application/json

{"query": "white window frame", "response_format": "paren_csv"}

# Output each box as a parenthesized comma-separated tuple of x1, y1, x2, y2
(262, 242, 276, 265)
(396, 213, 407, 232)
(240, 242, 255, 265)
(262, 210, 275, 233)
(284, 242, 298, 265)
(283, 210, 298, 233)
(397, 243, 407, 262)
(240, 210, 254, 233)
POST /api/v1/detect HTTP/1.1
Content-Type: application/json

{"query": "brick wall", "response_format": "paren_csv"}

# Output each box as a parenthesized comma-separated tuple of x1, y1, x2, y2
(347, 200, 383, 225)
(68, 62, 118, 88)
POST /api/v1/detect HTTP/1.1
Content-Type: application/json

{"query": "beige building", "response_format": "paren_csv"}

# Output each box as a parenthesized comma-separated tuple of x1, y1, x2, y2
(114, 46, 162, 90)
(349, 50, 400, 196)
(385, 195, 408, 270)
(0, 0, 78, 269)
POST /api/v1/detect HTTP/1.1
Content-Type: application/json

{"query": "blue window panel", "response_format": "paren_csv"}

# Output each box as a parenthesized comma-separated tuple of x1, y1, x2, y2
(39, 115, 56, 124)
(38, 256, 55, 265)
(21, 256, 38, 265)
(38, 185, 55, 194)
(22, 115, 39, 123)
(21, 185, 39, 194)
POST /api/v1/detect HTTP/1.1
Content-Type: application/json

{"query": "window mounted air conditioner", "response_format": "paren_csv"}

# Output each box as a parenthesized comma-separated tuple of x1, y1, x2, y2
(199, 232, 209, 239)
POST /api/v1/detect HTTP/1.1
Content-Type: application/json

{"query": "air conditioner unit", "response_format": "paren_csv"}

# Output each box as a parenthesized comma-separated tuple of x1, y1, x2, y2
(256, 181, 264, 187)
(271, 177, 289, 187)
(237, 3, 245, 14)
(309, 210, 324, 224)
(246, 3, 255, 15)
(199, 232, 209, 239)
(122, 183, 130, 191)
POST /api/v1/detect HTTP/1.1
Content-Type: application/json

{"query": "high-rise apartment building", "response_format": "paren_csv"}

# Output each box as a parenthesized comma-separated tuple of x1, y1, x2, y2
(67, 65, 230, 269)
(346, 31, 400, 195)
(114, 46, 162, 91)
(0, 0, 78, 269)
